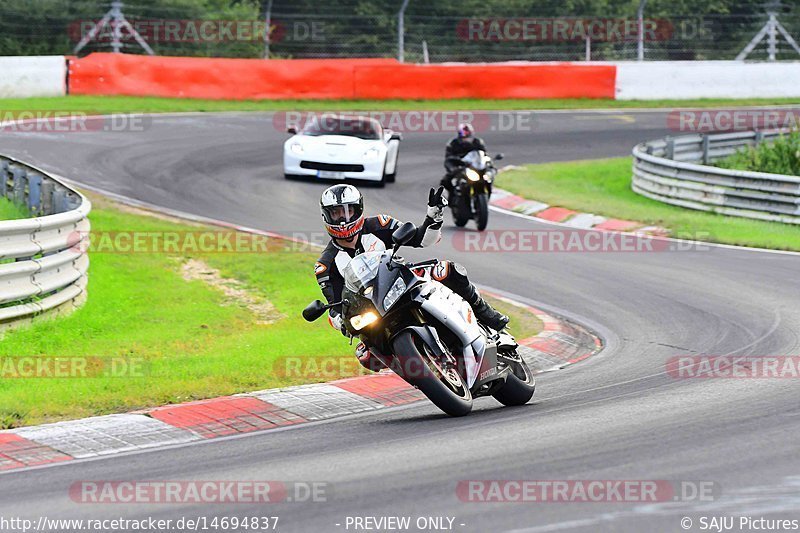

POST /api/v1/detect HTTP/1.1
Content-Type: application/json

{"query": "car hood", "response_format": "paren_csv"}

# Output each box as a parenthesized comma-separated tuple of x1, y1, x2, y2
(287, 134, 384, 160)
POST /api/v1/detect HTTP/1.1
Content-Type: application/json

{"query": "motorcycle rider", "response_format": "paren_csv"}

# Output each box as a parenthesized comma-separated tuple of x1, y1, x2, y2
(441, 122, 487, 192)
(314, 184, 509, 371)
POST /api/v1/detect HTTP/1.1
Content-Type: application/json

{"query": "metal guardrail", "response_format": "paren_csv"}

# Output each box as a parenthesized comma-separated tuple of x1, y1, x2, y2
(632, 129, 800, 225)
(0, 155, 90, 331)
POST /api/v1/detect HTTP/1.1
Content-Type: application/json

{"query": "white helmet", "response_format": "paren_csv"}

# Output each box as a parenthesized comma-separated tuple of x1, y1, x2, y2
(320, 184, 364, 240)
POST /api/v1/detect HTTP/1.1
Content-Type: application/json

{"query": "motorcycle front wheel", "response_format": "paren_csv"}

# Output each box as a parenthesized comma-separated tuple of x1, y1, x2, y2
(452, 194, 470, 227)
(475, 193, 489, 231)
(392, 331, 473, 417)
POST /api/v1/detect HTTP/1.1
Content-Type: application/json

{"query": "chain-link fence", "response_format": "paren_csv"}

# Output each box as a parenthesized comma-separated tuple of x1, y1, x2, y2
(0, 0, 798, 62)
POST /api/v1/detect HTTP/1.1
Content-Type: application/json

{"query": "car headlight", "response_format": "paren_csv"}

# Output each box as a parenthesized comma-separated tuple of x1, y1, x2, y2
(363, 147, 381, 160)
(290, 143, 304, 155)
(466, 168, 481, 182)
(383, 277, 407, 310)
(350, 311, 378, 331)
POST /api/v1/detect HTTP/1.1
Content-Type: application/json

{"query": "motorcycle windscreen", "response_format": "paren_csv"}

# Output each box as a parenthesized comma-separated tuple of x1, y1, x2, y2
(342, 251, 384, 293)
(461, 150, 487, 170)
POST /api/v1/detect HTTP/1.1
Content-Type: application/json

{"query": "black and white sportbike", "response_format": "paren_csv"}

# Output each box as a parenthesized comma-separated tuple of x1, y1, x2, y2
(303, 222, 535, 416)
(449, 150, 503, 231)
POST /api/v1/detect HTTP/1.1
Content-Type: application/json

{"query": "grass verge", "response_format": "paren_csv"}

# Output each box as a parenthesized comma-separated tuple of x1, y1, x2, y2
(0, 194, 541, 427)
(0, 198, 29, 220)
(497, 157, 800, 251)
(1, 95, 799, 114)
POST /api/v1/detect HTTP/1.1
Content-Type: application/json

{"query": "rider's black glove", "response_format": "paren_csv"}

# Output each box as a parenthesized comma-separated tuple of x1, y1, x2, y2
(427, 186, 447, 222)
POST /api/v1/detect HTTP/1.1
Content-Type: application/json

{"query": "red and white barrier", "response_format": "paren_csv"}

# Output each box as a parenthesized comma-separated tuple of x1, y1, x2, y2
(2, 53, 800, 101)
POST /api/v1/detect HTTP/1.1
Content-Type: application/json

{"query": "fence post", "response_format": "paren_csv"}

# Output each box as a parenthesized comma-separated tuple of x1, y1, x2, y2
(755, 131, 765, 145)
(701, 134, 710, 164)
(397, 0, 410, 63)
(637, 0, 648, 61)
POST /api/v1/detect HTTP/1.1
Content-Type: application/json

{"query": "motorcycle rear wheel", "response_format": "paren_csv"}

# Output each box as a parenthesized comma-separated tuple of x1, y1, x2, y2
(492, 352, 536, 406)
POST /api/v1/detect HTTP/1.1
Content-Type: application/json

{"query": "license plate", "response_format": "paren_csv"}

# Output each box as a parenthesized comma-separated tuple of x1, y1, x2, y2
(317, 170, 345, 179)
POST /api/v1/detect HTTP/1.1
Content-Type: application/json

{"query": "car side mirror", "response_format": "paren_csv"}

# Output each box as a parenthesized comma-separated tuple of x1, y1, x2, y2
(390, 132, 403, 141)
(302, 300, 328, 322)
(494, 153, 504, 160)
(392, 222, 417, 246)
(287, 127, 297, 134)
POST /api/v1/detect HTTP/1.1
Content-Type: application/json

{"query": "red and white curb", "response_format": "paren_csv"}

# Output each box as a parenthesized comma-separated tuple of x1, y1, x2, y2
(490, 169, 668, 236)
(0, 299, 599, 474)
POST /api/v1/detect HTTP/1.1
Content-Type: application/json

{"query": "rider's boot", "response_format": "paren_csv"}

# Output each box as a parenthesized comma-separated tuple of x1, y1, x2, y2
(463, 284, 509, 332)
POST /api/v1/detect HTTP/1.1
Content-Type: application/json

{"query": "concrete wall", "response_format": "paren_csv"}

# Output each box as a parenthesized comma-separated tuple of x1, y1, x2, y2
(0, 56, 67, 98)
(615, 61, 800, 100)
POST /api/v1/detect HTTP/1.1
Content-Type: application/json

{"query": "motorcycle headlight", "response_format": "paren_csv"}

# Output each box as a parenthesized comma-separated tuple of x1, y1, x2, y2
(466, 168, 481, 182)
(363, 146, 381, 160)
(383, 277, 407, 310)
(350, 311, 378, 331)
(290, 142, 304, 155)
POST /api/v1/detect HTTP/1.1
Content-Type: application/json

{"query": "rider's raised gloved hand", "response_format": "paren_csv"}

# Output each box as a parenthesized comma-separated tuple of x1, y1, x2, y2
(427, 186, 448, 222)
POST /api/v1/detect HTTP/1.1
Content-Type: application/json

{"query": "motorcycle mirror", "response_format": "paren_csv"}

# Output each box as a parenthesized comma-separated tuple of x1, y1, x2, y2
(392, 222, 417, 247)
(287, 127, 297, 134)
(302, 300, 328, 322)
(494, 153, 504, 160)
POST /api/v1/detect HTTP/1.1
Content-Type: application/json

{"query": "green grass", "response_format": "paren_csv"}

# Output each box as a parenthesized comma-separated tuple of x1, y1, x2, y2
(716, 131, 800, 176)
(0, 198, 29, 220)
(497, 157, 800, 251)
(0, 195, 354, 426)
(0, 195, 541, 427)
(1, 95, 800, 114)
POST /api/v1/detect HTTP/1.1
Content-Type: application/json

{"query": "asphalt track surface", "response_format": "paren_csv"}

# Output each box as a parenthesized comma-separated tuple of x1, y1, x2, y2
(1, 110, 799, 532)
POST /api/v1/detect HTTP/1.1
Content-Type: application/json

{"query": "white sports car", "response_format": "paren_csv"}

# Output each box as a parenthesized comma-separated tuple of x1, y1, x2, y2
(283, 115, 401, 185)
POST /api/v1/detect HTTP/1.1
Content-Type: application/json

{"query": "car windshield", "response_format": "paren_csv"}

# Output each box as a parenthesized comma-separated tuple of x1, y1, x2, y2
(343, 251, 385, 292)
(462, 149, 487, 170)
(302, 116, 382, 140)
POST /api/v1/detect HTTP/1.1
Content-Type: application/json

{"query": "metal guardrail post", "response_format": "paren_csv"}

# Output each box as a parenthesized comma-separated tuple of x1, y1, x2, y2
(13, 167, 26, 205)
(52, 188, 67, 213)
(27, 173, 42, 214)
(665, 137, 675, 160)
(755, 131, 765, 145)
(41, 180, 54, 214)
(701, 135, 710, 165)
(0, 161, 8, 197)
